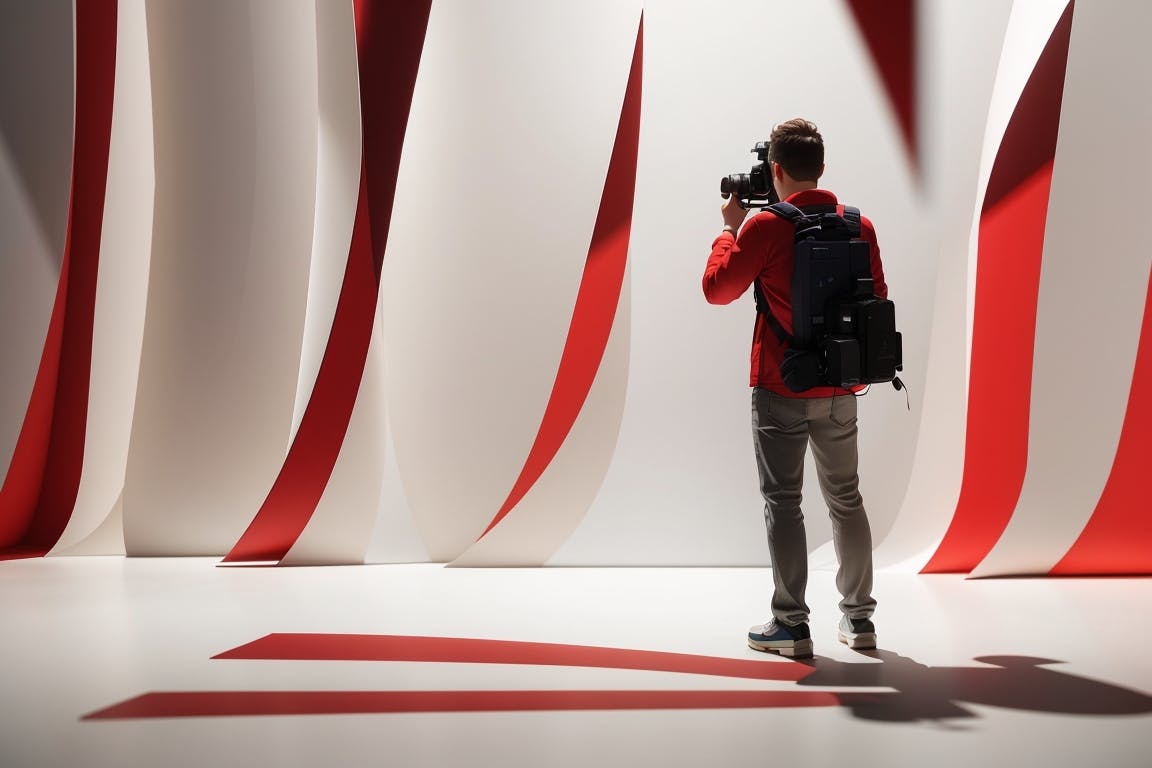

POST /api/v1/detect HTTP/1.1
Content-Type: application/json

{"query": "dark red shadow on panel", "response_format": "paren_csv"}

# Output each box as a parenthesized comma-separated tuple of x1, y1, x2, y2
(0, 3, 117, 560)
(83, 689, 851, 719)
(479, 14, 643, 539)
(213, 633, 812, 682)
(922, 2, 1075, 574)
(222, 0, 432, 564)
(1050, 265, 1152, 575)
(844, 0, 917, 171)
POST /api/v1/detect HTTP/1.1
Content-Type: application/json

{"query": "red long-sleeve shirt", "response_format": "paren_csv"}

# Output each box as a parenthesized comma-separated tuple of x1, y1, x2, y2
(702, 189, 887, 396)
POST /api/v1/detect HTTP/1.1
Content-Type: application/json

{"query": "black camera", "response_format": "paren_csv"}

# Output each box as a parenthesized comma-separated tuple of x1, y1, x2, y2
(720, 141, 779, 207)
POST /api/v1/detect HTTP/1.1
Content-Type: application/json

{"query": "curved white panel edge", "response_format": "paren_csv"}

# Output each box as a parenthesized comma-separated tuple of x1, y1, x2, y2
(282, 303, 386, 565)
(872, 0, 1015, 570)
(973, 0, 1152, 577)
(289, 0, 362, 443)
(964, 0, 1071, 365)
(53, 0, 153, 556)
(453, 268, 631, 567)
(550, 0, 918, 565)
(123, 0, 318, 554)
(383, 0, 639, 562)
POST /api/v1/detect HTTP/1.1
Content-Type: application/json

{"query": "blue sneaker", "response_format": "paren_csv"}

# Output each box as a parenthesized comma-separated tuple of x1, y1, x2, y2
(837, 615, 877, 649)
(747, 620, 813, 658)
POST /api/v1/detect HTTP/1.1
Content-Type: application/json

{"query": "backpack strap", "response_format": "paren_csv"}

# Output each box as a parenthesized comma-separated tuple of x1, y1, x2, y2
(840, 205, 862, 237)
(752, 280, 793, 346)
(769, 201, 862, 238)
(755, 204, 796, 343)
(765, 201, 806, 227)
(753, 200, 836, 345)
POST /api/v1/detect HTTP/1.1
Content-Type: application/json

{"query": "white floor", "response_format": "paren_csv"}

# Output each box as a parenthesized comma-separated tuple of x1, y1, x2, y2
(1, 558, 1149, 768)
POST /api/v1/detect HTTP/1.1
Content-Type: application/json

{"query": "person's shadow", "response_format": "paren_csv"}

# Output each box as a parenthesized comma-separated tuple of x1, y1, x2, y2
(792, 650, 1152, 724)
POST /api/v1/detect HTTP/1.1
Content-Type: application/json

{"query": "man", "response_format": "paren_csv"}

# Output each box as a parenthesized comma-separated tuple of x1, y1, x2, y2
(702, 118, 886, 658)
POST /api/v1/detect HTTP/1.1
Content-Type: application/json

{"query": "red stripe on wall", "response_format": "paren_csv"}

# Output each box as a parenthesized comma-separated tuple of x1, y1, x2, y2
(222, 171, 375, 563)
(922, 2, 1075, 574)
(479, 14, 643, 539)
(922, 162, 1053, 572)
(844, 0, 917, 171)
(213, 633, 811, 682)
(1050, 265, 1152, 575)
(84, 689, 849, 720)
(0, 3, 117, 560)
(222, 1, 432, 563)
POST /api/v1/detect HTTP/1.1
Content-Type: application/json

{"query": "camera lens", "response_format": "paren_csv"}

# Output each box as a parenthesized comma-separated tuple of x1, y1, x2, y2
(720, 174, 749, 198)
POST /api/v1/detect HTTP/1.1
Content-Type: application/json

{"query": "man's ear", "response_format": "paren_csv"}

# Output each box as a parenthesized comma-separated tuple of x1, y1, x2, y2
(773, 162, 785, 182)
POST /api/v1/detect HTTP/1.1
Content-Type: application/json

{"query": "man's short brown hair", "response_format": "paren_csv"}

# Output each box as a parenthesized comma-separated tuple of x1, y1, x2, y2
(768, 118, 824, 182)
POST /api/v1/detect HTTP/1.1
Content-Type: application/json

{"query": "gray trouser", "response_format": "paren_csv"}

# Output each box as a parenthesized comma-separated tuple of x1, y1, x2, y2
(751, 388, 876, 626)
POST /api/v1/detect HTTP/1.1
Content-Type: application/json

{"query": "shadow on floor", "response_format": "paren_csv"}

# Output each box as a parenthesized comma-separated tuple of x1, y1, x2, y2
(794, 649, 1152, 723)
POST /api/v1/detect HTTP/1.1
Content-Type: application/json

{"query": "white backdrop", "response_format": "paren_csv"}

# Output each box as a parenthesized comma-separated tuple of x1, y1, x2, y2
(4, 0, 1151, 573)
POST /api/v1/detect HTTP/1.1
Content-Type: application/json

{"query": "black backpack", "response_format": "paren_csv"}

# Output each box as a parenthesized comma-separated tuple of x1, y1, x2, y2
(752, 201, 902, 392)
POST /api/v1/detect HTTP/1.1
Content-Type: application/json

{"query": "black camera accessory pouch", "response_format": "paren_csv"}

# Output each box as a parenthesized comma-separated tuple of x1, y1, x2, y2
(780, 347, 824, 392)
(753, 279, 824, 392)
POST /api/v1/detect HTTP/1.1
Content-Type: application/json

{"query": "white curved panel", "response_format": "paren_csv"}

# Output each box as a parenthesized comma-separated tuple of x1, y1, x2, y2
(973, 1, 1152, 577)
(364, 412, 428, 563)
(383, 0, 642, 561)
(873, 0, 1014, 570)
(552, 0, 922, 565)
(963, 0, 1070, 343)
(123, 0, 319, 555)
(454, 268, 630, 567)
(53, 0, 154, 556)
(282, 305, 385, 565)
(289, 0, 363, 441)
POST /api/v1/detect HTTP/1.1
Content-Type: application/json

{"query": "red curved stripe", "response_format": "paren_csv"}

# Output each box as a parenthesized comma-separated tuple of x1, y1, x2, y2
(223, 0, 432, 563)
(1050, 266, 1152, 575)
(213, 633, 811, 682)
(844, 0, 917, 171)
(0, 3, 117, 560)
(84, 689, 849, 720)
(922, 2, 1075, 574)
(479, 15, 643, 540)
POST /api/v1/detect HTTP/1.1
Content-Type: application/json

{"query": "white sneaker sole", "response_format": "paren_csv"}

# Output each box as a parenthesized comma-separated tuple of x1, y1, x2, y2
(747, 636, 814, 658)
(837, 629, 877, 650)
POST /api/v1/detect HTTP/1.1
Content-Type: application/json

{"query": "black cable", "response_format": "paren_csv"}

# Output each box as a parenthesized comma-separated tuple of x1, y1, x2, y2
(893, 376, 910, 411)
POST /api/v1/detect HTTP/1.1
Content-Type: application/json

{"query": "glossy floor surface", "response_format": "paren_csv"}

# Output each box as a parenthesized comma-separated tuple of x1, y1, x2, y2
(1, 558, 1150, 767)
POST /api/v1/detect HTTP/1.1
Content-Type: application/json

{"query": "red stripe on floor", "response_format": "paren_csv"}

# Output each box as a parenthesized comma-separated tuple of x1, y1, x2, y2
(83, 689, 849, 719)
(213, 634, 811, 682)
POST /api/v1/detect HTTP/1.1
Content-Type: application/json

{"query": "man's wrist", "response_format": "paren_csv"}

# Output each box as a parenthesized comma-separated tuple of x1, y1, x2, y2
(722, 224, 739, 235)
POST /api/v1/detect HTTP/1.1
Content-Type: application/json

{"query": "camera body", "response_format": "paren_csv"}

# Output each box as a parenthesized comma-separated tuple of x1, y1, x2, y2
(720, 141, 779, 206)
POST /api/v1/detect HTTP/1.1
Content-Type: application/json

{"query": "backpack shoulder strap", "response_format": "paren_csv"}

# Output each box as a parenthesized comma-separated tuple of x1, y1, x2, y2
(770, 201, 862, 238)
(752, 280, 793, 346)
(765, 201, 804, 223)
(754, 201, 807, 343)
(840, 205, 862, 237)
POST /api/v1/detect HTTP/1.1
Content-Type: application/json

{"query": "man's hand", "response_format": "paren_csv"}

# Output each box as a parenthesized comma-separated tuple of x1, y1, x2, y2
(722, 193, 748, 232)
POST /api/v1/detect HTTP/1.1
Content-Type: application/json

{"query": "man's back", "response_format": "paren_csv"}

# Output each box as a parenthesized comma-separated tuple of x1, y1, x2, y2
(702, 188, 886, 394)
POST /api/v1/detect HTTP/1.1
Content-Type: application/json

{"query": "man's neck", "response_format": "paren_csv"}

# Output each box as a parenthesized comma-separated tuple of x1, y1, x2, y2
(779, 181, 819, 200)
